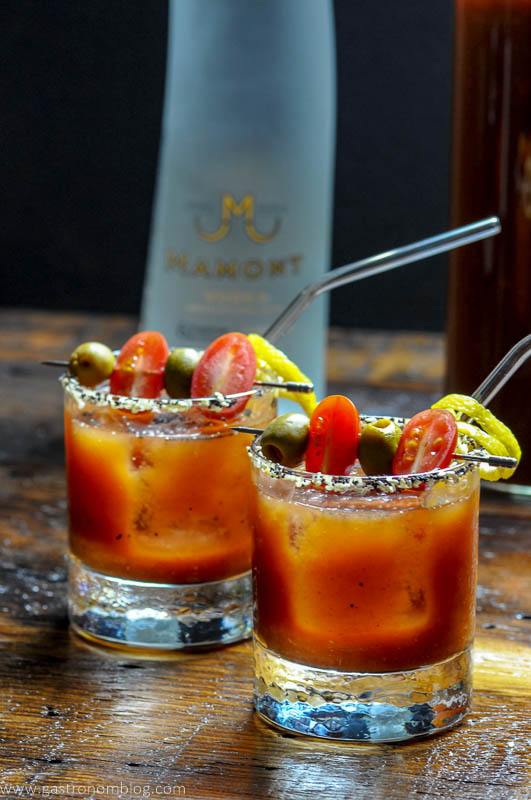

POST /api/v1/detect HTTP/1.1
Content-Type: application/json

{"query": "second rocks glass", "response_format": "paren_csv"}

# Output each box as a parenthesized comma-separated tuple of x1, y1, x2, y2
(249, 417, 480, 743)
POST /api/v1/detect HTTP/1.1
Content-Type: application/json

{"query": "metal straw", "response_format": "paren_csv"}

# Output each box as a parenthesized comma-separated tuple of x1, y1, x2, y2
(264, 216, 501, 343)
(472, 334, 531, 407)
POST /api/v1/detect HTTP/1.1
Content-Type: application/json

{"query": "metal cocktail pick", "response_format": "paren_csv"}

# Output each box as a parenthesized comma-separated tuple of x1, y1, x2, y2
(264, 216, 501, 343)
(233, 334, 531, 472)
(40, 367, 314, 395)
(231, 426, 517, 470)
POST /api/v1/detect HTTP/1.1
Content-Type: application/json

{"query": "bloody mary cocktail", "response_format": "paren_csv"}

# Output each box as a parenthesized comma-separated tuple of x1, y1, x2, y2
(62, 328, 315, 651)
(249, 415, 480, 742)
(64, 376, 275, 650)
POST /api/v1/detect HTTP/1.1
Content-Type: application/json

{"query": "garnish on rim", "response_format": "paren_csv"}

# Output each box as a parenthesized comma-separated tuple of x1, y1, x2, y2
(260, 413, 310, 468)
(305, 395, 360, 475)
(68, 342, 115, 388)
(358, 418, 401, 476)
(191, 332, 257, 419)
(164, 347, 201, 399)
(392, 409, 457, 475)
(110, 331, 169, 399)
(247, 333, 317, 415)
(432, 393, 521, 480)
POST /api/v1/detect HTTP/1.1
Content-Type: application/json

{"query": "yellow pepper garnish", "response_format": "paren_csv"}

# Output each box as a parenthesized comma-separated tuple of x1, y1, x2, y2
(433, 393, 521, 480)
(247, 334, 318, 416)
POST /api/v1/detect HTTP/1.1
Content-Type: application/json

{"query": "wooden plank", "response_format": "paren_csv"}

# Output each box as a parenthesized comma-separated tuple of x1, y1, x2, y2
(0, 310, 529, 800)
(328, 327, 444, 392)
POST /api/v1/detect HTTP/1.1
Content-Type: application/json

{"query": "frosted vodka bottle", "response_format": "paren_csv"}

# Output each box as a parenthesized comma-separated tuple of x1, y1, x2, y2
(141, 0, 336, 397)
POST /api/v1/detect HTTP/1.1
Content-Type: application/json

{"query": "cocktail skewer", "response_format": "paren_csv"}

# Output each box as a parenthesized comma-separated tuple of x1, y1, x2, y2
(41, 360, 313, 395)
(230, 424, 518, 470)
(205, 380, 314, 398)
(232, 337, 530, 469)
(253, 380, 314, 393)
(455, 453, 518, 469)
(250, 334, 529, 421)
(264, 216, 501, 342)
(231, 426, 265, 434)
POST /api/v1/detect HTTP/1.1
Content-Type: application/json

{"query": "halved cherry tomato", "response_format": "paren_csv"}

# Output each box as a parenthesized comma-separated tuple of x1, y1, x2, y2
(110, 331, 169, 398)
(191, 332, 257, 419)
(305, 395, 360, 475)
(392, 409, 458, 475)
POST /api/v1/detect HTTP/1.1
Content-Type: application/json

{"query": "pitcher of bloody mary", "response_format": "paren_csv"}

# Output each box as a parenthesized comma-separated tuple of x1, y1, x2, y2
(448, 0, 531, 493)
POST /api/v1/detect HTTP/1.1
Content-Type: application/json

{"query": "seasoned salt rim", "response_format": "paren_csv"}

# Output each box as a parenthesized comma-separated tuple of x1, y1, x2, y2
(248, 414, 479, 496)
(60, 373, 268, 415)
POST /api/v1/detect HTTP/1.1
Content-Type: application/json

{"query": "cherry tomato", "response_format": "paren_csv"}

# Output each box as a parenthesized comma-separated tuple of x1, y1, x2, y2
(191, 332, 257, 419)
(110, 331, 169, 398)
(392, 409, 458, 475)
(305, 395, 360, 475)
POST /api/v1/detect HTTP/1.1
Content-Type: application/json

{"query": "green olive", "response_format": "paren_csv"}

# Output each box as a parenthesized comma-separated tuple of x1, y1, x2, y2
(68, 342, 115, 387)
(358, 418, 402, 475)
(164, 347, 201, 398)
(261, 413, 310, 468)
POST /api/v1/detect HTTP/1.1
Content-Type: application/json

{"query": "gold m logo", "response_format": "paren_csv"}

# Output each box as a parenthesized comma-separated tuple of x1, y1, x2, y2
(196, 194, 281, 243)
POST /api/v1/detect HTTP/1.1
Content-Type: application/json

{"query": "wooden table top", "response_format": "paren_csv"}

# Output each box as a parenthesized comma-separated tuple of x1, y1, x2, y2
(0, 310, 530, 800)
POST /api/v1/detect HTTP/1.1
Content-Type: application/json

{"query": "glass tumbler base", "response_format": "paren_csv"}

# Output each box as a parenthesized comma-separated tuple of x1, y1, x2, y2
(68, 556, 252, 650)
(254, 638, 472, 742)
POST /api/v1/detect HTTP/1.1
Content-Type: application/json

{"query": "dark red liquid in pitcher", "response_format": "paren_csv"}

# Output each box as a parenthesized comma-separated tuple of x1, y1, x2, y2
(448, 0, 531, 487)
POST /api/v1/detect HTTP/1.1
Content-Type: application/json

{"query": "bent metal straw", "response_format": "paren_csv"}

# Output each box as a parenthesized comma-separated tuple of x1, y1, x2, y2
(43, 216, 501, 376)
(472, 333, 531, 406)
(264, 216, 501, 342)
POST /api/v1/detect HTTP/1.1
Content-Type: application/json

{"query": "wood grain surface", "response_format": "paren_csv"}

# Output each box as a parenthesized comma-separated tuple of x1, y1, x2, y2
(0, 310, 529, 800)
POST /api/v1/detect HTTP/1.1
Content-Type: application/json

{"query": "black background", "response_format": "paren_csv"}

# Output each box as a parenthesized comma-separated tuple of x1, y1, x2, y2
(2, 0, 453, 331)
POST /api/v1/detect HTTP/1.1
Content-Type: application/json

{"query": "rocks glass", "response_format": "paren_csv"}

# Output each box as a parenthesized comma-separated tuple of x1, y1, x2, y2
(249, 417, 479, 742)
(63, 374, 275, 650)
